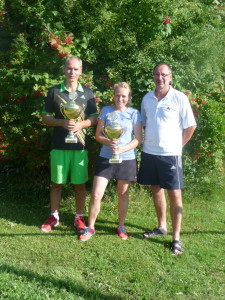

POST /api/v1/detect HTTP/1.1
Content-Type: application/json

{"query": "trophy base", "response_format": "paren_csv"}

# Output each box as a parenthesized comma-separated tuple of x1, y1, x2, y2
(65, 137, 78, 143)
(109, 158, 122, 164)
(65, 131, 78, 143)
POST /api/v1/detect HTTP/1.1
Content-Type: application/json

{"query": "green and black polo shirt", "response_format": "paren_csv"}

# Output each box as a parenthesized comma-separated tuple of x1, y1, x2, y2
(42, 82, 98, 151)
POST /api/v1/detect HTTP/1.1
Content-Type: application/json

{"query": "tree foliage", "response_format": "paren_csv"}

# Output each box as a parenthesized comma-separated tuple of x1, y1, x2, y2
(0, 0, 224, 190)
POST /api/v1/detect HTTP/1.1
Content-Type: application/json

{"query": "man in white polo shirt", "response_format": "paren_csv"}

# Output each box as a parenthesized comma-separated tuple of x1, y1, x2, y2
(138, 63, 196, 255)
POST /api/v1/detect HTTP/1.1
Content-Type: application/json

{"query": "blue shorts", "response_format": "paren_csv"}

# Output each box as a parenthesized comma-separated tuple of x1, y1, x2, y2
(137, 152, 184, 190)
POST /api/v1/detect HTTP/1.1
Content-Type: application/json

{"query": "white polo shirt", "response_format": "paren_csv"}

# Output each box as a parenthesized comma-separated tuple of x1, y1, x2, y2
(141, 87, 196, 156)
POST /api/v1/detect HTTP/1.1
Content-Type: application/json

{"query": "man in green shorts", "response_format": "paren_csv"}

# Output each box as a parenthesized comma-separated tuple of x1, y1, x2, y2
(41, 56, 98, 233)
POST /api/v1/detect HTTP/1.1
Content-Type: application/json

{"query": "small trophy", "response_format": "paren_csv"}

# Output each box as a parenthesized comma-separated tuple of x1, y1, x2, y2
(104, 111, 124, 163)
(60, 91, 84, 143)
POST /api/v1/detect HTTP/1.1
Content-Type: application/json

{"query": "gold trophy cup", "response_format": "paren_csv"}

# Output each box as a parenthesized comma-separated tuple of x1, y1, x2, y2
(104, 112, 124, 163)
(60, 92, 84, 143)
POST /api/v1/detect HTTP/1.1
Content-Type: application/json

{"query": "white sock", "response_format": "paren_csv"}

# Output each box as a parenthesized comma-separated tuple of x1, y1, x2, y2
(51, 213, 59, 220)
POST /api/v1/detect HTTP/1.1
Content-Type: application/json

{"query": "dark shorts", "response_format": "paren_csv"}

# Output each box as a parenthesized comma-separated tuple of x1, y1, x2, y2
(137, 152, 184, 190)
(94, 156, 137, 182)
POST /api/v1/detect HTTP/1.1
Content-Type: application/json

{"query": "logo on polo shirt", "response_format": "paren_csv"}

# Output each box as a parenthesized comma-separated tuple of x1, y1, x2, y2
(170, 165, 176, 170)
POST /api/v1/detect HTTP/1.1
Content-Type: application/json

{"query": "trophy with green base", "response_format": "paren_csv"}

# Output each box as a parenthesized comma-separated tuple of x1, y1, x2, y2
(104, 112, 124, 163)
(60, 91, 84, 143)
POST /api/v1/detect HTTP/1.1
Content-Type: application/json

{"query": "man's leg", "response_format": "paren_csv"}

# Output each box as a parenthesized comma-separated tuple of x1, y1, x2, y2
(74, 183, 86, 215)
(71, 149, 89, 232)
(49, 149, 65, 213)
(151, 185, 167, 232)
(167, 189, 183, 242)
(73, 183, 87, 233)
(50, 182, 63, 213)
(41, 182, 62, 232)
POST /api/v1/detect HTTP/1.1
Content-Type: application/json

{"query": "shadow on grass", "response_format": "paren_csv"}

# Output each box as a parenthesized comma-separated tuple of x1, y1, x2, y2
(0, 198, 149, 230)
(0, 227, 224, 238)
(94, 218, 146, 231)
(0, 202, 224, 237)
(88, 219, 225, 237)
(0, 263, 123, 300)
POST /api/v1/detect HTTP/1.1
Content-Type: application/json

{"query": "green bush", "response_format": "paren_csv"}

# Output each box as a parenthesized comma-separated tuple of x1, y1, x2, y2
(183, 88, 225, 195)
(0, 0, 224, 193)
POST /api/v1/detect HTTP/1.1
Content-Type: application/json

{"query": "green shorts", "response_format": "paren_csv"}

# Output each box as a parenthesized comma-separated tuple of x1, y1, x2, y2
(50, 149, 88, 184)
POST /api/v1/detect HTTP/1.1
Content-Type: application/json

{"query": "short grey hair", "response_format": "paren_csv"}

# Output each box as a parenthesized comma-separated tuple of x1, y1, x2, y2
(64, 56, 82, 68)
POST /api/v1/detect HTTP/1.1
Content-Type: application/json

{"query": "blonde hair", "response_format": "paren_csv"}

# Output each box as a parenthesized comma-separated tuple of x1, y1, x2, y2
(113, 82, 132, 105)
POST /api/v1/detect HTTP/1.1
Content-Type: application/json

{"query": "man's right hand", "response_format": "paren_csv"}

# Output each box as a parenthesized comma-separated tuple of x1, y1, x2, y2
(62, 119, 76, 131)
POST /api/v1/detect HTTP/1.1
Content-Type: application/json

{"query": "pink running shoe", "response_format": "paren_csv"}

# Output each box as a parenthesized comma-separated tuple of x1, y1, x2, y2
(41, 215, 59, 232)
(74, 216, 86, 233)
(79, 227, 95, 242)
(117, 226, 128, 240)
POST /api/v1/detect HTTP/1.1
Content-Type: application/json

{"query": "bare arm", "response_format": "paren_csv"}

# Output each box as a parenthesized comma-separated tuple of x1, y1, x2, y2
(115, 122, 143, 154)
(95, 119, 143, 154)
(95, 119, 112, 146)
(42, 114, 67, 127)
(75, 115, 98, 131)
(42, 114, 97, 133)
(182, 125, 197, 147)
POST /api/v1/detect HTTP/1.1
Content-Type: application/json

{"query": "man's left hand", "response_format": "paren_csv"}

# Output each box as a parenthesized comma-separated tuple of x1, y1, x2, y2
(73, 121, 83, 134)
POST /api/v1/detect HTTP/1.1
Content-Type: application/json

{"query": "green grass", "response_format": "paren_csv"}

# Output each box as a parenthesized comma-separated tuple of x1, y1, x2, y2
(0, 179, 224, 299)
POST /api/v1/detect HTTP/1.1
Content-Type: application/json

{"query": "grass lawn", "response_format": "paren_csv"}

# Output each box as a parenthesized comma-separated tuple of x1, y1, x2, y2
(0, 181, 224, 300)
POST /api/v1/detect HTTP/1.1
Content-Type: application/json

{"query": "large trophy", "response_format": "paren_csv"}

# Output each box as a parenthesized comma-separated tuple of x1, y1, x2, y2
(104, 111, 124, 163)
(60, 91, 84, 143)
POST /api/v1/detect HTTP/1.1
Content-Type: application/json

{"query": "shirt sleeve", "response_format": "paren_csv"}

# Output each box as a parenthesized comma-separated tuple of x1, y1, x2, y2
(85, 89, 98, 117)
(180, 95, 197, 129)
(98, 106, 107, 122)
(132, 108, 142, 125)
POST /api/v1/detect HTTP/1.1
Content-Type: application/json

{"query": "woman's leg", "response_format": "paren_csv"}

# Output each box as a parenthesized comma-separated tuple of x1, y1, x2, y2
(117, 180, 130, 226)
(88, 176, 109, 228)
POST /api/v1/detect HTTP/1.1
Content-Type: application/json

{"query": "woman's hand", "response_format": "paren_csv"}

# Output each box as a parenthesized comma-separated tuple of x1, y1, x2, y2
(110, 139, 124, 154)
